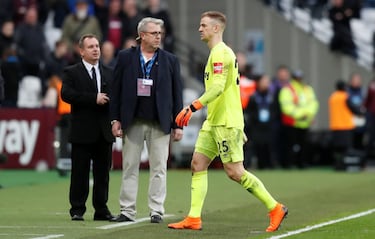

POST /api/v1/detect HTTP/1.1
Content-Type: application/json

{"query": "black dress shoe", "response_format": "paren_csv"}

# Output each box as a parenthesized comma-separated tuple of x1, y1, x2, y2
(71, 215, 84, 221)
(94, 213, 115, 221)
(109, 214, 134, 222)
(150, 214, 163, 223)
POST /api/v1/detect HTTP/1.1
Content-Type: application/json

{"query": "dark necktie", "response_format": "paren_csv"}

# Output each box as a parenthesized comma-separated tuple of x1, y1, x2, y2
(91, 66, 97, 90)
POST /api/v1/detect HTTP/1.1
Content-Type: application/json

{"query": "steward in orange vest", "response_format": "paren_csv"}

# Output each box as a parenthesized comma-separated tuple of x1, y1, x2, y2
(329, 80, 363, 149)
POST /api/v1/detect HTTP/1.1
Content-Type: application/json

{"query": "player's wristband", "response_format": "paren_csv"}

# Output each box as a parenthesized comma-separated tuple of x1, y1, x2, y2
(189, 100, 203, 112)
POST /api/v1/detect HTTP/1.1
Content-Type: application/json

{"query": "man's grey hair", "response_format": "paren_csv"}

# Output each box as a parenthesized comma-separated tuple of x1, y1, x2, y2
(137, 17, 164, 39)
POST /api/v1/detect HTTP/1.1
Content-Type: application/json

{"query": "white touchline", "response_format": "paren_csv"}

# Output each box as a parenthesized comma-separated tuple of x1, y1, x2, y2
(268, 208, 375, 239)
(30, 234, 64, 239)
(97, 214, 174, 230)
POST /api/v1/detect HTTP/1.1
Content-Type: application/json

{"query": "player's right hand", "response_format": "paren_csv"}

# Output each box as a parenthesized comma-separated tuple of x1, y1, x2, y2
(175, 100, 203, 127)
(175, 106, 193, 127)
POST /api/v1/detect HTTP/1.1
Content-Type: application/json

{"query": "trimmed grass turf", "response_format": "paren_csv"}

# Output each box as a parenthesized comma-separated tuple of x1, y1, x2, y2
(0, 169, 374, 238)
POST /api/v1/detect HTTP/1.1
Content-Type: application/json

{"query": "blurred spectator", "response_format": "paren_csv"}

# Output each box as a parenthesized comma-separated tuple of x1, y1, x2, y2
(55, 74, 72, 159)
(42, 75, 59, 108)
(12, 0, 49, 26)
(237, 51, 253, 79)
(0, 0, 13, 26)
(103, 0, 123, 51)
(94, 0, 109, 34)
(237, 51, 256, 169)
(17, 74, 42, 108)
(363, 0, 375, 8)
(15, 7, 49, 79)
(328, 0, 357, 58)
(67, 0, 95, 15)
(43, 74, 71, 158)
(122, 37, 137, 49)
(61, 0, 102, 53)
(237, 51, 256, 109)
(345, 0, 362, 18)
(296, 0, 328, 19)
(329, 80, 353, 168)
(348, 73, 366, 149)
(270, 65, 290, 110)
(1, 48, 22, 107)
(245, 75, 276, 169)
(329, 80, 363, 169)
(101, 40, 116, 68)
(45, 39, 68, 78)
(364, 79, 375, 158)
(49, 0, 70, 28)
(279, 70, 319, 168)
(120, 0, 143, 42)
(67, 41, 83, 65)
(269, 65, 290, 168)
(0, 20, 15, 58)
(142, 0, 174, 52)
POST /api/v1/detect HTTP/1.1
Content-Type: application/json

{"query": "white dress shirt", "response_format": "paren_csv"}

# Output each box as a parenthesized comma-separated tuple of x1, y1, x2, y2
(82, 60, 101, 92)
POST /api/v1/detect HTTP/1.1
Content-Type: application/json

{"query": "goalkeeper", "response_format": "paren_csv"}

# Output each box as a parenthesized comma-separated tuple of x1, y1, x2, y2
(168, 11, 288, 232)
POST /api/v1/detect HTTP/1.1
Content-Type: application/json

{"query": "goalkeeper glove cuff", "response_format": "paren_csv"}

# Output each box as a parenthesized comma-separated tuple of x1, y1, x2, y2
(190, 100, 203, 112)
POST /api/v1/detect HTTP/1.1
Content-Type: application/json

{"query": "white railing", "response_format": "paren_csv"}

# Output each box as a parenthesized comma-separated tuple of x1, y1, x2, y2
(277, 0, 375, 70)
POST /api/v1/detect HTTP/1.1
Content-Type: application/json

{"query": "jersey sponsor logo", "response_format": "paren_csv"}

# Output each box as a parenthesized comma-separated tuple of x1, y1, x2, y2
(213, 62, 223, 74)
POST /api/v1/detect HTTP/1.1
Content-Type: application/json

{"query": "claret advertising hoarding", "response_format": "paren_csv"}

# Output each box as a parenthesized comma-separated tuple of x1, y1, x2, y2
(0, 109, 57, 169)
(0, 109, 125, 170)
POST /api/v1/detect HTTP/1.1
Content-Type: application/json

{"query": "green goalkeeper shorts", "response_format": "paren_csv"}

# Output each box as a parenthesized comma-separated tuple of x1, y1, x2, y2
(195, 121, 244, 163)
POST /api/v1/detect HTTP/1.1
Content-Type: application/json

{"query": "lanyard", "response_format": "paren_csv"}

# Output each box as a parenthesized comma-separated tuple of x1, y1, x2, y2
(254, 91, 272, 108)
(140, 52, 158, 79)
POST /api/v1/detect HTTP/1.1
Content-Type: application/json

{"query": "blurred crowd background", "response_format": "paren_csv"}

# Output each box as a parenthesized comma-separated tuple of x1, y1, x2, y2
(1, 0, 375, 172)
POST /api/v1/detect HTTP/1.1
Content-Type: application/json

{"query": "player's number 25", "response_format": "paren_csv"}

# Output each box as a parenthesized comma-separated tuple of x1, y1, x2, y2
(217, 140, 229, 153)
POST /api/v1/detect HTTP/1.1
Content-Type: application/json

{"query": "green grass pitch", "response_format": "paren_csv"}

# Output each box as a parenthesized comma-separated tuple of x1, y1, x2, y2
(0, 168, 374, 239)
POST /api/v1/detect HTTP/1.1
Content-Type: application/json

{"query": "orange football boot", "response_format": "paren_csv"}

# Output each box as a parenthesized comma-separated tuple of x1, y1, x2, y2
(168, 216, 202, 230)
(266, 203, 288, 232)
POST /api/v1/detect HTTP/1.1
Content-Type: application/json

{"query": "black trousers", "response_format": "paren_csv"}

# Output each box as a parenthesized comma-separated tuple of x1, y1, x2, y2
(254, 142, 273, 169)
(272, 124, 288, 168)
(284, 126, 308, 169)
(69, 137, 112, 216)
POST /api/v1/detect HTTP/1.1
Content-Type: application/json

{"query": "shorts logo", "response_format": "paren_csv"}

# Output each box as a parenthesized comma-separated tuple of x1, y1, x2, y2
(213, 62, 223, 74)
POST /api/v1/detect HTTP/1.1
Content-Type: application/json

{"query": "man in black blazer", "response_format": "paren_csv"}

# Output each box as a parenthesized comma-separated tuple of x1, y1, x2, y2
(110, 17, 183, 223)
(61, 34, 115, 221)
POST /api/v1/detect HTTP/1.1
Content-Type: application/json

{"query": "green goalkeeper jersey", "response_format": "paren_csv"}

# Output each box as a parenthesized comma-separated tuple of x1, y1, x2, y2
(198, 42, 244, 129)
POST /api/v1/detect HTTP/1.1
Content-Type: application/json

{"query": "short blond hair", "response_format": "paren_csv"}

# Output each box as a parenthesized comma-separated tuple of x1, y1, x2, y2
(201, 11, 226, 29)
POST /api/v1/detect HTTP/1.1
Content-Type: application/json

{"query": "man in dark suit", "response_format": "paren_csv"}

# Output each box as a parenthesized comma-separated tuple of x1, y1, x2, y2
(61, 34, 115, 221)
(110, 17, 183, 223)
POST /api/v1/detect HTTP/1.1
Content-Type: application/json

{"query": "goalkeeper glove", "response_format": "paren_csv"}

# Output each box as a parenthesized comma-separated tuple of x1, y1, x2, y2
(175, 100, 203, 127)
